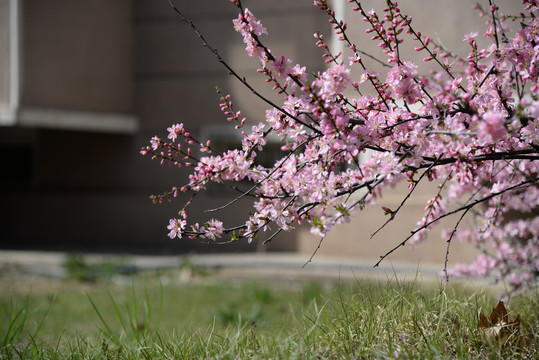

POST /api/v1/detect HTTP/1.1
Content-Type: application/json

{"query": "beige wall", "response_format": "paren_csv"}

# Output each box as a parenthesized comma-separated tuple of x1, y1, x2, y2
(296, 181, 481, 266)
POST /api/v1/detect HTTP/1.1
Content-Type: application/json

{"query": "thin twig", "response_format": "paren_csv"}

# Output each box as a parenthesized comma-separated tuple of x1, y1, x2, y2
(442, 207, 470, 282)
(374, 177, 538, 267)
(371, 154, 444, 239)
(303, 237, 325, 268)
(167, 0, 321, 135)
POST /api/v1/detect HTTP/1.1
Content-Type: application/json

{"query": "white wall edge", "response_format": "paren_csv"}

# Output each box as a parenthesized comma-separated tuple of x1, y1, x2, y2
(329, 0, 345, 61)
(0, 107, 17, 125)
(9, 0, 21, 110)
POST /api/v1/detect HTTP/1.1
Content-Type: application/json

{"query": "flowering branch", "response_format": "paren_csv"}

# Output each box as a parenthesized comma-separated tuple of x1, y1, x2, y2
(143, 0, 539, 292)
(374, 177, 539, 268)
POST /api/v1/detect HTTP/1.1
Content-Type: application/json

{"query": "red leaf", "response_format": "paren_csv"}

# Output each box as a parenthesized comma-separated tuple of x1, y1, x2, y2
(478, 300, 532, 347)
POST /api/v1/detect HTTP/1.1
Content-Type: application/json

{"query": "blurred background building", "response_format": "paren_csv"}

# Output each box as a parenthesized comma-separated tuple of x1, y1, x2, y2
(0, 0, 326, 254)
(0, 1, 523, 264)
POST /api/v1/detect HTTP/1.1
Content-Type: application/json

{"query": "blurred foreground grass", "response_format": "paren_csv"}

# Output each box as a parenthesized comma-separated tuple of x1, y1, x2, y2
(1, 257, 537, 359)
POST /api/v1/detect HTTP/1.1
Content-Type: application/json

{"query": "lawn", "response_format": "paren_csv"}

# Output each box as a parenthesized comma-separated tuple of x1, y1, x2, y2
(1, 258, 537, 359)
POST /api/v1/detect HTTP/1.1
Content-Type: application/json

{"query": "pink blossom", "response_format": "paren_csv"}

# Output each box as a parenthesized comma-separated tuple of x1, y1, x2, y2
(477, 111, 506, 143)
(270, 56, 293, 80)
(265, 108, 287, 132)
(386, 62, 422, 104)
(463, 32, 479, 44)
(526, 101, 539, 118)
(232, 8, 268, 63)
(150, 136, 161, 150)
(314, 64, 351, 99)
(203, 219, 225, 240)
(287, 64, 307, 88)
(167, 123, 184, 142)
(167, 218, 186, 239)
(242, 122, 267, 151)
(521, 119, 539, 144)
(243, 8, 267, 36)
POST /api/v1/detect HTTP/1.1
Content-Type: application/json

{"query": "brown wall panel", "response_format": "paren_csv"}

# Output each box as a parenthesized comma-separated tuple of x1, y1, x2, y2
(22, 0, 134, 113)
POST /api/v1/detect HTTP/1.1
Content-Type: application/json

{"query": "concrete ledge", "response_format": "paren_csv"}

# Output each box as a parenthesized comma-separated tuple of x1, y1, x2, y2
(0, 107, 17, 125)
(15, 107, 138, 134)
(0, 250, 498, 289)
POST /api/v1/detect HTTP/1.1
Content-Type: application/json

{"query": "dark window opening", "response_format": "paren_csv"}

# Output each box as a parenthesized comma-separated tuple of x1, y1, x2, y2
(0, 144, 35, 187)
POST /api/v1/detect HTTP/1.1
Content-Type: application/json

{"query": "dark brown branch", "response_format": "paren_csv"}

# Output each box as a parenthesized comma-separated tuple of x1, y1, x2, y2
(406, 149, 539, 172)
(374, 177, 539, 268)
(442, 207, 470, 282)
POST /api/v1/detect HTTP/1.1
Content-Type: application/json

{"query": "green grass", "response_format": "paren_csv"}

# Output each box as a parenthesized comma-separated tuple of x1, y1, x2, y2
(1, 266, 537, 359)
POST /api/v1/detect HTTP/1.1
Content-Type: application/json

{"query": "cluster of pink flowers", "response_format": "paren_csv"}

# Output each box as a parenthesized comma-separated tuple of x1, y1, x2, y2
(386, 62, 423, 104)
(477, 111, 507, 143)
(144, 0, 539, 292)
(232, 8, 267, 60)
